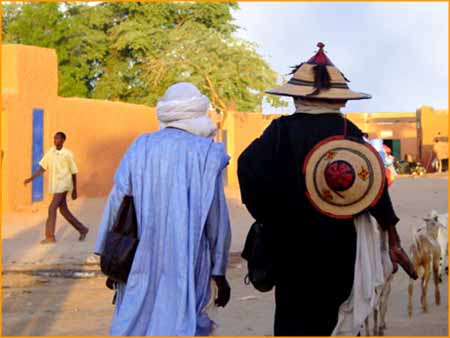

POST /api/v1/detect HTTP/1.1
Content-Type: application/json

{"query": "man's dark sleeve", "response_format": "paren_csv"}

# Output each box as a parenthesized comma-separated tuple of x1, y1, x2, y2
(369, 179, 400, 230)
(350, 121, 398, 230)
(237, 120, 279, 225)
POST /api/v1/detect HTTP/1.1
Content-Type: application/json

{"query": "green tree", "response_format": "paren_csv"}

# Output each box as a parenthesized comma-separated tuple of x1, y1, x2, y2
(2, 2, 22, 38)
(92, 2, 285, 128)
(2, 2, 63, 47)
(58, 3, 110, 97)
(2, 1, 286, 120)
(142, 21, 282, 127)
(2, 2, 109, 97)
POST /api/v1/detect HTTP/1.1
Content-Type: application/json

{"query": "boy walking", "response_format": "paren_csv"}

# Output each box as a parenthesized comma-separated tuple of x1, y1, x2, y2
(24, 132, 89, 244)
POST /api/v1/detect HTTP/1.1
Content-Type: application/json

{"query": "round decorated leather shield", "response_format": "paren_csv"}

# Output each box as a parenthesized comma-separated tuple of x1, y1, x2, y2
(303, 136, 385, 219)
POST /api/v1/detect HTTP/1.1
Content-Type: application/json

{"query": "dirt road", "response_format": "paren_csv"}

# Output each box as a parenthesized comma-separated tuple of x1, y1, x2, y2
(2, 175, 448, 336)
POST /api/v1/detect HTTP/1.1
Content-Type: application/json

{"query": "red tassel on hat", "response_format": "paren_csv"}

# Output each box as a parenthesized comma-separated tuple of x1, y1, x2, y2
(306, 43, 333, 96)
(307, 42, 334, 65)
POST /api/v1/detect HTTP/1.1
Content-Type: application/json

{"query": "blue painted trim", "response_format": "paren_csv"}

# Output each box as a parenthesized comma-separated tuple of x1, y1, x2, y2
(32, 109, 44, 202)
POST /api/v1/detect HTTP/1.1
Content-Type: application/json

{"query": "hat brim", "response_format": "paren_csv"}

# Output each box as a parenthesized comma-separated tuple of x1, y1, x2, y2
(266, 83, 371, 100)
(304, 136, 385, 219)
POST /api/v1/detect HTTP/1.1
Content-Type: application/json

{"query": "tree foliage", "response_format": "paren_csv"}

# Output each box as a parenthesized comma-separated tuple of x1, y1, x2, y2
(2, 2, 286, 113)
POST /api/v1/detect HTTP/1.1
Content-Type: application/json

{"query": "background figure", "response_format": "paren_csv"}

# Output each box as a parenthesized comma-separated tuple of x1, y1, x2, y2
(432, 136, 449, 173)
(369, 138, 386, 164)
(95, 83, 232, 336)
(383, 144, 397, 187)
(24, 132, 89, 244)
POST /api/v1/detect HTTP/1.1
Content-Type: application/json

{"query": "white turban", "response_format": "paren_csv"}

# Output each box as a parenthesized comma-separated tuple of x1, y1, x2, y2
(156, 82, 218, 138)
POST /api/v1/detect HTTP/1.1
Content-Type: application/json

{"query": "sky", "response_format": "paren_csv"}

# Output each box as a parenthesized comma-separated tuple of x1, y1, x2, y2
(232, 2, 449, 114)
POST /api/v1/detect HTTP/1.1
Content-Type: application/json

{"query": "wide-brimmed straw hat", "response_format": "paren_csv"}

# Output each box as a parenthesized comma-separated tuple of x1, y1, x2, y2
(267, 42, 371, 100)
(303, 135, 385, 219)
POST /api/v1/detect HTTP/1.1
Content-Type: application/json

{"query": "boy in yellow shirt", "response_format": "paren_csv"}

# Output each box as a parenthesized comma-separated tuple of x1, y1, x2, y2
(24, 132, 89, 244)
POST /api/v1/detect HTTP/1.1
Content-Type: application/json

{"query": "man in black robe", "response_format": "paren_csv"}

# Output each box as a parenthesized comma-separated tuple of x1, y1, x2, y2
(237, 43, 417, 336)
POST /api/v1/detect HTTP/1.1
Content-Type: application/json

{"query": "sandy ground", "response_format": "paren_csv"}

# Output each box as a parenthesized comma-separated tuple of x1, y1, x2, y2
(2, 175, 449, 336)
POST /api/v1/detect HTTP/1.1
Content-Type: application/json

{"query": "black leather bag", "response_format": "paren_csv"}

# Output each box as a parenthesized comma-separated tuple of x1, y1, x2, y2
(100, 195, 139, 284)
(241, 222, 275, 292)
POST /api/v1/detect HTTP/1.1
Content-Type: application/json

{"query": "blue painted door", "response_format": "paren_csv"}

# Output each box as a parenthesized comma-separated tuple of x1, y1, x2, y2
(32, 109, 44, 202)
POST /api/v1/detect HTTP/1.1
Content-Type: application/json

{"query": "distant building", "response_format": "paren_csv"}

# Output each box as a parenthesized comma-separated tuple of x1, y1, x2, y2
(346, 108, 448, 169)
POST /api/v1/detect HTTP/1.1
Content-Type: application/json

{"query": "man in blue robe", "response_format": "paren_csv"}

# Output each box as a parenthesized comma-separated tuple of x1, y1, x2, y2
(95, 83, 232, 336)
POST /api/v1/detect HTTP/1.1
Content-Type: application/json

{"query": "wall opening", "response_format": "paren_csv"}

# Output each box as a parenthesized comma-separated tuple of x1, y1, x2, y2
(383, 139, 401, 159)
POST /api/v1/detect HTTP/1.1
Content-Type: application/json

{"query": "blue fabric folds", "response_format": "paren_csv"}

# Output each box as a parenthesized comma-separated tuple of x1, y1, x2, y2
(95, 128, 231, 336)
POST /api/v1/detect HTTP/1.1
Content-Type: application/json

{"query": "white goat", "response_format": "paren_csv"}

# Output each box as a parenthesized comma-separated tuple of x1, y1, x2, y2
(436, 212, 448, 281)
(364, 273, 394, 336)
(408, 211, 443, 317)
(364, 231, 394, 336)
